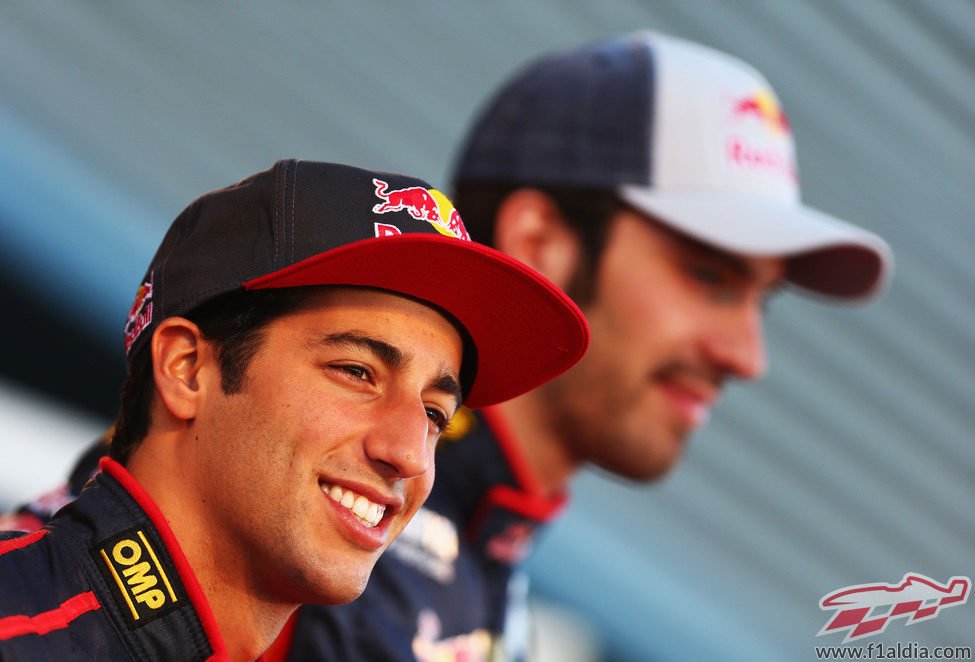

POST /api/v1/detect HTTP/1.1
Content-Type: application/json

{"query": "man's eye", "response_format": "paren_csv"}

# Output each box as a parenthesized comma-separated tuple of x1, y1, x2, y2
(687, 263, 722, 285)
(334, 364, 371, 381)
(426, 408, 449, 434)
(686, 264, 744, 304)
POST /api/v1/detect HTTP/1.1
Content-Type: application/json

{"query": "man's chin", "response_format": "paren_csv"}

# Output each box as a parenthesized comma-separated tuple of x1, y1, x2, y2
(596, 436, 687, 482)
(591, 453, 683, 483)
(631, 459, 683, 482)
(297, 560, 377, 606)
(304, 580, 368, 606)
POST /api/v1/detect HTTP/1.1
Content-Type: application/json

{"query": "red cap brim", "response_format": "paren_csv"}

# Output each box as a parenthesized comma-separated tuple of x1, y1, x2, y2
(244, 234, 589, 408)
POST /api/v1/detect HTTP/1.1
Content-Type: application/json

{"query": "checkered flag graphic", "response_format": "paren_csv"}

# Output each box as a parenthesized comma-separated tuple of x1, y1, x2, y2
(818, 573, 969, 643)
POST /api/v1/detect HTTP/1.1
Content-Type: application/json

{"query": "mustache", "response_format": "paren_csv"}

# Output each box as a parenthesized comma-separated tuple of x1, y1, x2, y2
(652, 361, 727, 390)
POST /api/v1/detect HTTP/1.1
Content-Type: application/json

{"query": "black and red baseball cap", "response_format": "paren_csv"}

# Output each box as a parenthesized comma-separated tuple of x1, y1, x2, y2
(123, 159, 589, 408)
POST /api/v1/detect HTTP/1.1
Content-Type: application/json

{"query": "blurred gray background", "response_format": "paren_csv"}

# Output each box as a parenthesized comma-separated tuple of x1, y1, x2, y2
(1, 1, 972, 660)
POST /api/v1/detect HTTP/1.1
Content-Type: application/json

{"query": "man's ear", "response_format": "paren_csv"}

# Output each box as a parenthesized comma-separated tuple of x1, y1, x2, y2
(150, 318, 212, 422)
(493, 188, 582, 291)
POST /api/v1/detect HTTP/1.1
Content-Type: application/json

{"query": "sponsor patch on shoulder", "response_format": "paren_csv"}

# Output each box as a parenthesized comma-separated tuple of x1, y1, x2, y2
(389, 507, 459, 583)
(92, 526, 182, 628)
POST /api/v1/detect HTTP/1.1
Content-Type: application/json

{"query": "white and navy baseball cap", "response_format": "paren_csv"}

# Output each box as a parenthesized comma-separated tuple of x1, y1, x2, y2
(453, 31, 892, 300)
(123, 160, 589, 408)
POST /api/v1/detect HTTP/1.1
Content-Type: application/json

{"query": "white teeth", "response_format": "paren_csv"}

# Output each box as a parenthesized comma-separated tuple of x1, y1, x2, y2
(352, 495, 370, 518)
(321, 483, 386, 528)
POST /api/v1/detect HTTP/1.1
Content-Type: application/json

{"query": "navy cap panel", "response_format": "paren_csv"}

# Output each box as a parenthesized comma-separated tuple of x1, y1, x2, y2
(142, 168, 279, 331)
(124, 160, 452, 359)
(285, 162, 446, 272)
(453, 35, 655, 189)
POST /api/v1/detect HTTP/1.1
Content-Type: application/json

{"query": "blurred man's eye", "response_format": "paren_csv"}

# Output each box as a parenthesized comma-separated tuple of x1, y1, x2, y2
(687, 263, 722, 285)
(686, 262, 745, 304)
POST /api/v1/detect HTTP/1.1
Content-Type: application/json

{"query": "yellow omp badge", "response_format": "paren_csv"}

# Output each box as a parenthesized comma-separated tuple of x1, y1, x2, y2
(93, 527, 181, 627)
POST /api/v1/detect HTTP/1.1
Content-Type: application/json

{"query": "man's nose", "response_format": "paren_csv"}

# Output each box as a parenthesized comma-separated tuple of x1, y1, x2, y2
(703, 302, 768, 381)
(363, 395, 434, 479)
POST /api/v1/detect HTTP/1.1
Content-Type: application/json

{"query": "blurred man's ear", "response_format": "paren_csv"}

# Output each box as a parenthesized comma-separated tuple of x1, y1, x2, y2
(493, 188, 582, 292)
(150, 317, 211, 423)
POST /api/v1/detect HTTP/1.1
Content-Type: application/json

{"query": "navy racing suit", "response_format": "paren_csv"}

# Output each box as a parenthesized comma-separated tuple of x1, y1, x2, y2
(0, 457, 251, 662)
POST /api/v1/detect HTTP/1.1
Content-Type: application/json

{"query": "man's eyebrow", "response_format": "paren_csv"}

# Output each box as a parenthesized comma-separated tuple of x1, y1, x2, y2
(313, 332, 464, 409)
(662, 222, 785, 287)
(671, 229, 752, 276)
(314, 332, 408, 369)
(431, 374, 464, 412)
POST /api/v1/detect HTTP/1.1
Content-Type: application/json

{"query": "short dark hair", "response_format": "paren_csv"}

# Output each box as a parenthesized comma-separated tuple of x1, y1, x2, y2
(451, 182, 623, 304)
(109, 287, 310, 464)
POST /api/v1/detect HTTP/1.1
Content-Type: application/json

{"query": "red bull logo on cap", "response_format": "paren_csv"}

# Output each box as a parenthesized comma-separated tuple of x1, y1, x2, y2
(724, 88, 797, 184)
(372, 179, 470, 241)
(731, 89, 791, 134)
(124, 273, 154, 354)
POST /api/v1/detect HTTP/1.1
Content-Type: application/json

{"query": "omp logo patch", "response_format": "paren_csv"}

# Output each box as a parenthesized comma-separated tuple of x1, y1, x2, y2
(93, 527, 181, 627)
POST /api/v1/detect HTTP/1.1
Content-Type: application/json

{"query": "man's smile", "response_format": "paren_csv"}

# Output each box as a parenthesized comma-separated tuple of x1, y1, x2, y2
(320, 483, 387, 528)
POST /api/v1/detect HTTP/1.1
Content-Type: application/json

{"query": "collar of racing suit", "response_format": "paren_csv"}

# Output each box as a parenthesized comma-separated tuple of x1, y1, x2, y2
(433, 406, 569, 565)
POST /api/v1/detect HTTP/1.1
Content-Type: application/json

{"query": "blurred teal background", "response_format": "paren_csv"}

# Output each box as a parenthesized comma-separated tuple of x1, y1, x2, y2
(1, 2, 972, 660)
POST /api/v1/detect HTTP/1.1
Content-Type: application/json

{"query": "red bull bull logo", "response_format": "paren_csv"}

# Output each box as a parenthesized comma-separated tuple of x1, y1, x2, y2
(372, 179, 470, 241)
(732, 89, 791, 134)
(818, 572, 970, 643)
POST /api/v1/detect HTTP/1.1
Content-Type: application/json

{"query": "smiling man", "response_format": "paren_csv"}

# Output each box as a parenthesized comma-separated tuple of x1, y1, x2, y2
(0, 160, 588, 661)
